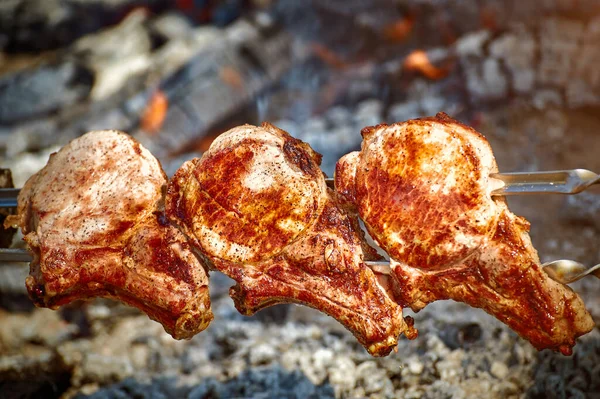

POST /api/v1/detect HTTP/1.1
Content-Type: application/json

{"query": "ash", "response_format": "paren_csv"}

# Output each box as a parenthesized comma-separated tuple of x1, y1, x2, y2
(2, 1, 600, 398)
(2, 285, 600, 398)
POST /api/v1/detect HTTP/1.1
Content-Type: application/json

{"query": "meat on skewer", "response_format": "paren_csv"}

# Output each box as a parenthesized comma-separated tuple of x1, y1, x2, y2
(166, 123, 417, 356)
(5, 130, 213, 339)
(335, 113, 594, 355)
(5, 117, 595, 356)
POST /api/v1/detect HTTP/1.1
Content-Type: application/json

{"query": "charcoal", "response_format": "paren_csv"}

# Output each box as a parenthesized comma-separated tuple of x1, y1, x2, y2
(0, 6, 284, 157)
(488, 29, 536, 94)
(439, 323, 483, 350)
(187, 366, 336, 399)
(526, 335, 600, 398)
(0, 61, 93, 124)
(0, 0, 169, 53)
(0, 350, 67, 380)
(133, 23, 295, 159)
(73, 377, 185, 399)
(71, 366, 335, 399)
(272, 0, 600, 65)
(0, 372, 71, 399)
(387, 15, 600, 112)
(71, 9, 152, 101)
(537, 374, 566, 399)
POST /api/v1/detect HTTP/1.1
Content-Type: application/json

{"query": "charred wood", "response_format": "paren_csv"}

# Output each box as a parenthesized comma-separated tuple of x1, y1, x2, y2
(380, 15, 600, 123)
(0, 0, 171, 53)
(133, 20, 296, 159)
(0, 10, 296, 161)
(0, 61, 94, 125)
(1, 2, 599, 161)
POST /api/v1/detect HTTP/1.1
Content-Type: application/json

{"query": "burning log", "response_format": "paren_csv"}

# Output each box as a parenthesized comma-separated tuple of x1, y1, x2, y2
(0, 0, 170, 53)
(0, 8, 298, 163)
(133, 18, 297, 159)
(0, 61, 94, 125)
(2, 1, 600, 163)
(381, 15, 600, 128)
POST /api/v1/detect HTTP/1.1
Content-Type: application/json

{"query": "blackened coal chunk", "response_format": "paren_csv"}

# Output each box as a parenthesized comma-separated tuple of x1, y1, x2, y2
(527, 336, 600, 398)
(0, 0, 170, 53)
(188, 366, 336, 399)
(439, 322, 483, 350)
(0, 349, 71, 399)
(75, 366, 336, 399)
(72, 377, 189, 399)
(0, 61, 94, 125)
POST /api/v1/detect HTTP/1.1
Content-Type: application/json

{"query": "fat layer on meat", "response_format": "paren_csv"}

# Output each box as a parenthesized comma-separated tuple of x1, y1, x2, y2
(166, 123, 417, 356)
(335, 113, 594, 355)
(7, 130, 213, 339)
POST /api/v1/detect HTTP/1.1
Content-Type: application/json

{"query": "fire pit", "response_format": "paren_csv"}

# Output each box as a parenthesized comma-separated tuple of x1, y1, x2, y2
(1, 1, 600, 398)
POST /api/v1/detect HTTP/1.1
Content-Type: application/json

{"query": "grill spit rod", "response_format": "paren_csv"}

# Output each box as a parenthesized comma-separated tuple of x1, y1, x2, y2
(0, 188, 20, 208)
(1, 169, 598, 274)
(324, 169, 600, 196)
(0, 248, 388, 268)
(0, 169, 598, 210)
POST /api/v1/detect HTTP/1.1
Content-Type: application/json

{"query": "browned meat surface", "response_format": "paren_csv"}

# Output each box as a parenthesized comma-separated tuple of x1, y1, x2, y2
(166, 123, 416, 356)
(335, 113, 594, 355)
(6, 130, 213, 339)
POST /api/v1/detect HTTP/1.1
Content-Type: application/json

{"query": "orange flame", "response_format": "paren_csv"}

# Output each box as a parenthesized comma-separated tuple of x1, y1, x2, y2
(403, 50, 450, 80)
(141, 90, 168, 134)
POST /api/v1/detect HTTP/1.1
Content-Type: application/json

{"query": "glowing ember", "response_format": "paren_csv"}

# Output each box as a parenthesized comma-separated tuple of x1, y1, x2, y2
(141, 90, 168, 134)
(403, 50, 450, 80)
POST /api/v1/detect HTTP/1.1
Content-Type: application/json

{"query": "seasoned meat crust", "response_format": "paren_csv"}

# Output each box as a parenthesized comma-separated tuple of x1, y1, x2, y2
(335, 113, 594, 355)
(8, 130, 213, 339)
(166, 123, 416, 356)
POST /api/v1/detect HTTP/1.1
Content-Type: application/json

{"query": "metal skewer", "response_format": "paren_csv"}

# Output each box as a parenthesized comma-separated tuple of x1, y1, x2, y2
(1, 169, 598, 283)
(365, 260, 600, 285)
(542, 260, 600, 284)
(1, 169, 597, 211)
(0, 188, 19, 208)
(0, 248, 33, 262)
(324, 169, 600, 196)
(489, 169, 600, 196)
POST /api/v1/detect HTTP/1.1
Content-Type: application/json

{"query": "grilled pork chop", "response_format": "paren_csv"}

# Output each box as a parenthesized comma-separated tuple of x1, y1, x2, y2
(166, 123, 417, 356)
(7, 130, 213, 339)
(335, 113, 594, 355)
